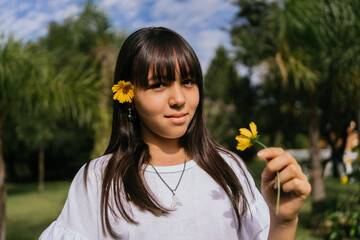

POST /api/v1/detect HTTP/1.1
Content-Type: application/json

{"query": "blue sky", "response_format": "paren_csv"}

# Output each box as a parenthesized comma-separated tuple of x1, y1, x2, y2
(0, 0, 238, 71)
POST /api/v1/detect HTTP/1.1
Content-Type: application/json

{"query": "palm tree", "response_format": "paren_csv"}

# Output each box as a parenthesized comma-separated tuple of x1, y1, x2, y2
(0, 35, 100, 238)
(0, 35, 34, 239)
(15, 50, 99, 191)
(230, 0, 360, 203)
(41, 1, 127, 158)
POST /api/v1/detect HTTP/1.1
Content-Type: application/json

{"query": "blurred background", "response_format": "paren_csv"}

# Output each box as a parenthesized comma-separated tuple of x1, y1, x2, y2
(0, 0, 359, 239)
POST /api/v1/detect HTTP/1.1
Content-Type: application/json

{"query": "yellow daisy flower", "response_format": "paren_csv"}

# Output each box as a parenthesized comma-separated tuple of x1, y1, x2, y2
(340, 175, 348, 184)
(112, 80, 135, 103)
(235, 122, 280, 214)
(235, 122, 260, 151)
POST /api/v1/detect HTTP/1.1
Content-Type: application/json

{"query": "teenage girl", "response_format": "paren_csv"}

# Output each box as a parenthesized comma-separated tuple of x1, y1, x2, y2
(40, 27, 311, 240)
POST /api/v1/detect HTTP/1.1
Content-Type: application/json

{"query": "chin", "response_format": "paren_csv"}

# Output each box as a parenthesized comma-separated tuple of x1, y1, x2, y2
(162, 130, 188, 140)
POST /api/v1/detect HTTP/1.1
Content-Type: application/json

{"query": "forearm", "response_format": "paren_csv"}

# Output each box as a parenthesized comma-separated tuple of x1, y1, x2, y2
(267, 215, 298, 240)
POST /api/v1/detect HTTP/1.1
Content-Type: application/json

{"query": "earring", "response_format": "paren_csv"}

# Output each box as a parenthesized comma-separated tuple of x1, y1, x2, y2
(128, 108, 136, 122)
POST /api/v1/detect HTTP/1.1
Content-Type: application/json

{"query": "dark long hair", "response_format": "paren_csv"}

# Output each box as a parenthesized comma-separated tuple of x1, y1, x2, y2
(85, 27, 253, 238)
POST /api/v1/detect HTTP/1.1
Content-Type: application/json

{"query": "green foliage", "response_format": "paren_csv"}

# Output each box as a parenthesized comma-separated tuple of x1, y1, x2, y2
(225, 0, 360, 203)
(0, 35, 33, 121)
(303, 174, 360, 239)
(1, 0, 130, 184)
(230, 0, 360, 117)
(38, 1, 127, 158)
(204, 46, 235, 101)
(322, 210, 360, 240)
(204, 98, 237, 150)
(204, 45, 258, 156)
(317, 183, 360, 240)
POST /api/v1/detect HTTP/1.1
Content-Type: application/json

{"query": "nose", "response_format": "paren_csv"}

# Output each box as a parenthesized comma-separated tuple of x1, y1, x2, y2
(169, 82, 185, 108)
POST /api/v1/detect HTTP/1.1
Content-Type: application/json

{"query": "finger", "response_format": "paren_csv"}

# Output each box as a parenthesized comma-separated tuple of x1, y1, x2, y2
(278, 163, 307, 185)
(257, 147, 285, 160)
(281, 177, 312, 197)
(262, 152, 296, 179)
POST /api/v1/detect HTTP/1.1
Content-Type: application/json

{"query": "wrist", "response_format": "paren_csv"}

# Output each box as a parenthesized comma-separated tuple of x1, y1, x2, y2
(268, 215, 298, 240)
(271, 212, 299, 225)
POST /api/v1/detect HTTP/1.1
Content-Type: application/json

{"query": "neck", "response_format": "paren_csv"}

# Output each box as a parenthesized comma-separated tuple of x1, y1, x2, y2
(145, 139, 187, 166)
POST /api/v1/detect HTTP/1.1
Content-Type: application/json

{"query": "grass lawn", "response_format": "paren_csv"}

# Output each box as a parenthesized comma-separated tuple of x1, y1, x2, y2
(5, 161, 359, 239)
(6, 181, 71, 240)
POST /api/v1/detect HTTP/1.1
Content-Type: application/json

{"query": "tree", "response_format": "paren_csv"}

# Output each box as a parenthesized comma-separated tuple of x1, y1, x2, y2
(0, 35, 34, 239)
(40, 1, 127, 158)
(230, 0, 360, 203)
(204, 45, 257, 158)
(15, 50, 99, 191)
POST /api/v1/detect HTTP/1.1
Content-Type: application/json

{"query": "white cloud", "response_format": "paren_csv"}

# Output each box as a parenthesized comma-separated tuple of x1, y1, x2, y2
(193, 29, 227, 71)
(100, 0, 142, 22)
(52, 4, 81, 22)
(18, 1, 31, 12)
(0, 0, 237, 72)
(135, 0, 236, 71)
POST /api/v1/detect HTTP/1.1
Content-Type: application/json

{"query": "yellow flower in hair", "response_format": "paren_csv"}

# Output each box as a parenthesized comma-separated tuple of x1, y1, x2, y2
(112, 80, 135, 103)
(235, 122, 264, 151)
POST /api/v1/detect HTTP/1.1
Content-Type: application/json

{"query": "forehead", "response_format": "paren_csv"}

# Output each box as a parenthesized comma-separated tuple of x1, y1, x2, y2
(147, 59, 190, 80)
(134, 52, 194, 88)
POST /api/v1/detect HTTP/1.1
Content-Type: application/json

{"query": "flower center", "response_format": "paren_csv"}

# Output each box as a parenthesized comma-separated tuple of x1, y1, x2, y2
(123, 84, 132, 94)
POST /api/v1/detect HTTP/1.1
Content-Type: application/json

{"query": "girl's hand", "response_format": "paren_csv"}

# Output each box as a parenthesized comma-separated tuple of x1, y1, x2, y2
(258, 147, 311, 222)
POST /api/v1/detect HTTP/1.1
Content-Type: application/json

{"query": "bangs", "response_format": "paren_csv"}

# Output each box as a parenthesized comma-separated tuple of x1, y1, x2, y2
(131, 30, 202, 88)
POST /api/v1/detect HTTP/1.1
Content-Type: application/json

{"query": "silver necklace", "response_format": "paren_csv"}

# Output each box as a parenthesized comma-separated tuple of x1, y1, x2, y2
(149, 154, 187, 210)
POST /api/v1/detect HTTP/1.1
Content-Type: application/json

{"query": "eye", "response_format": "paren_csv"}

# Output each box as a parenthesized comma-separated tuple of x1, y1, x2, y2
(182, 78, 195, 86)
(149, 82, 165, 90)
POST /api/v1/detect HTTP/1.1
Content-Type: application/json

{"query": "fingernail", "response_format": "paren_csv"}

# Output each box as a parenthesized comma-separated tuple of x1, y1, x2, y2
(274, 180, 278, 189)
(257, 151, 265, 158)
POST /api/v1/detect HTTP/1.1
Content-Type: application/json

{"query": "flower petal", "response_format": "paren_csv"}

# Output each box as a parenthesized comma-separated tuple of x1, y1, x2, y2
(235, 135, 252, 151)
(112, 84, 120, 93)
(249, 122, 258, 137)
(112, 80, 135, 103)
(113, 91, 121, 100)
(239, 128, 252, 138)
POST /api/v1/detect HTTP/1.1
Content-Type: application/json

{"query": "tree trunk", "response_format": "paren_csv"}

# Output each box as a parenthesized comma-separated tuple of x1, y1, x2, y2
(308, 101, 326, 202)
(38, 146, 45, 192)
(0, 129, 6, 240)
(91, 46, 117, 158)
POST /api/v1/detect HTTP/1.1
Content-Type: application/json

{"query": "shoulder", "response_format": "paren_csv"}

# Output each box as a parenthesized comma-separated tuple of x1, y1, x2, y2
(78, 154, 112, 182)
(217, 148, 259, 198)
(40, 155, 113, 239)
(217, 148, 249, 175)
(66, 154, 112, 198)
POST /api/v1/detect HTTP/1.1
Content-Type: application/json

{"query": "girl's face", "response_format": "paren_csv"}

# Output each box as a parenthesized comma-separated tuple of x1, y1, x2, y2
(134, 68, 199, 144)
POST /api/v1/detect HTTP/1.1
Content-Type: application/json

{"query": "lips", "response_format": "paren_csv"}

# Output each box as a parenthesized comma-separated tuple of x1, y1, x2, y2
(164, 113, 188, 124)
(165, 113, 188, 118)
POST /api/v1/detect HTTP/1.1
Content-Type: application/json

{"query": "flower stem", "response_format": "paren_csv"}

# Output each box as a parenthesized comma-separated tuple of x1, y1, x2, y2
(255, 140, 280, 215)
(256, 141, 268, 150)
(276, 172, 280, 215)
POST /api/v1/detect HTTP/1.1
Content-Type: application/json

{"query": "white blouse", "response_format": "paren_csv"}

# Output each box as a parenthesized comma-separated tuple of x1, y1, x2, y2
(40, 153, 270, 239)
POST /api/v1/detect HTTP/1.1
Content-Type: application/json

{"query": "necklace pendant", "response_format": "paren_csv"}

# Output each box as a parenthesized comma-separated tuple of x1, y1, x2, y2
(171, 194, 182, 210)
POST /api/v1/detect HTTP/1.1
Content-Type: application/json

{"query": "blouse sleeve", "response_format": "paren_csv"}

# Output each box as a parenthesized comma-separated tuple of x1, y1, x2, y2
(39, 158, 104, 240)
(221, 152, 270, 239)
(39, 221, 89, 240)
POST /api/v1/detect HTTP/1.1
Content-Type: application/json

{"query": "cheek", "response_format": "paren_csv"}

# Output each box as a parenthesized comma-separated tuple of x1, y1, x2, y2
(189, 89, 200, 110)
(134, 91, 161, 115)
(135, 99, 160, 116)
